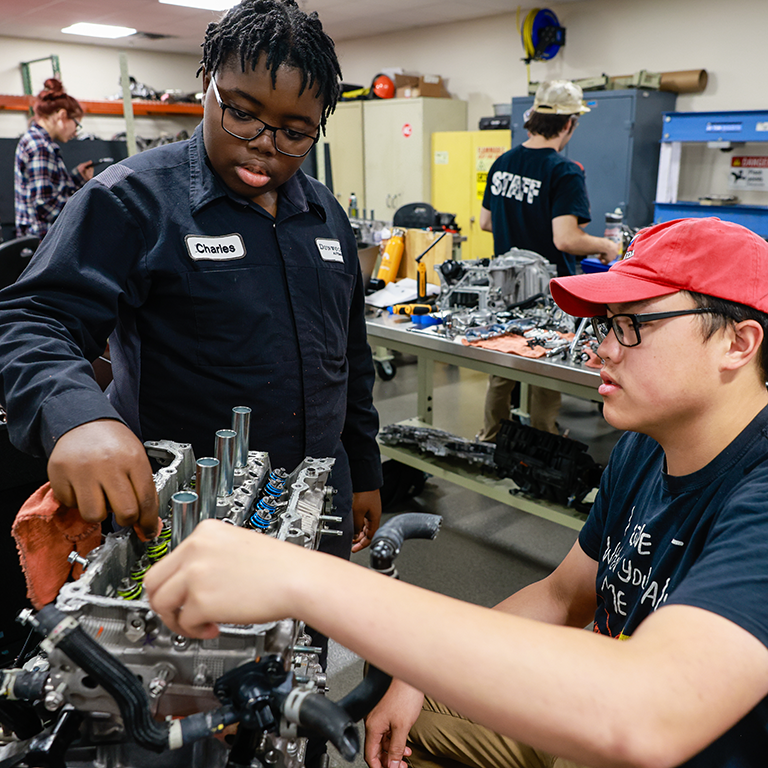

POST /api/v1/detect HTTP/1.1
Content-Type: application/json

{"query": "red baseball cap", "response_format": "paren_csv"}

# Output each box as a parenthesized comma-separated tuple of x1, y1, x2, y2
(550, 217, 768, 317)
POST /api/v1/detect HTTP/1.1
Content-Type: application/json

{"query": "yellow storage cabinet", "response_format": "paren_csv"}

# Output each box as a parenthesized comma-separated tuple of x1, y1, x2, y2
(431, 130, 511, 260)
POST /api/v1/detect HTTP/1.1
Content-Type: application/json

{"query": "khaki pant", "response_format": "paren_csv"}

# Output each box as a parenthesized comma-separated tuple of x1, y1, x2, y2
(407, 696, 587, 768)
(478, 376, 562, 442)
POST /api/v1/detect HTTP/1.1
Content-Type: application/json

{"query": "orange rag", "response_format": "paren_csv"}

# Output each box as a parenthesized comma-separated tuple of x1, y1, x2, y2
(584, 347, 603, 369)
(12, 483, 102, 609)
(11, 485, 163, 609)
(461, 331, 575, 358)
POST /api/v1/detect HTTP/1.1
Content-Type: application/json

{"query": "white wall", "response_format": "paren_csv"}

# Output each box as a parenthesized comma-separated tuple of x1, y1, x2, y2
(334, 0, 768, 206)
(0, 37, 202, 140)
(2, 0, 767, 194)
(335, 0, 768, 128)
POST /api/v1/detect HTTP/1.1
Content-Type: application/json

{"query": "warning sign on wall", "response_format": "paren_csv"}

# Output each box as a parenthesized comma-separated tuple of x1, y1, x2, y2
(729, 156, 768, 191)
(476, 146, 507, 200)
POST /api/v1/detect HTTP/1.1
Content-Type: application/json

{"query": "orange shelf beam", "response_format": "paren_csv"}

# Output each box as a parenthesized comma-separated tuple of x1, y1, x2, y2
(0, 94, 202, 117)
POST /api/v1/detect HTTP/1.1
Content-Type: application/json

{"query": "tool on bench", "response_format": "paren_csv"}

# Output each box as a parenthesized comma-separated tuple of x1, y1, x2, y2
(390, 303, 432, 316)
(387, 231, 449, 316)
(414, 230, 448, 301)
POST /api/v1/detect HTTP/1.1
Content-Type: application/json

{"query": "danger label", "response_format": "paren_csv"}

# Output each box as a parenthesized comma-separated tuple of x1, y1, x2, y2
(732, 156, 768, 168)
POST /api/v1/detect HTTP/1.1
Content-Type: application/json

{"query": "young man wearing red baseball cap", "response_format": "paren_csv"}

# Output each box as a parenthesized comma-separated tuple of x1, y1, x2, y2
(146, 218, 768, 767)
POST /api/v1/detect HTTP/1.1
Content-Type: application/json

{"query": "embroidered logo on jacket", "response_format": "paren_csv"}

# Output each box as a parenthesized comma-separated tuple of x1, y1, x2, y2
(315, 238, 344, 263)
(185, 233, 246, 261)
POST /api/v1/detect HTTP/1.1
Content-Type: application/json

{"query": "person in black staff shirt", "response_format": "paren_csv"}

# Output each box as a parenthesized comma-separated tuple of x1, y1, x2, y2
(0, 0, 382, 558)
(477, 80, 619, 440)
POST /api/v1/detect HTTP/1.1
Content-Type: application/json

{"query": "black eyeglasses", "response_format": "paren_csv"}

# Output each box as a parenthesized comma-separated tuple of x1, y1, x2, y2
(591, 308, 718, 348)
(73, 118, 82, 133)
(209, 75, 319, 158)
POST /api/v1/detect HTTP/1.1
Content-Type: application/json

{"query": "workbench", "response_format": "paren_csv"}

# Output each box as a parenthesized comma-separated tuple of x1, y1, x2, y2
(366, 313, 603, 530)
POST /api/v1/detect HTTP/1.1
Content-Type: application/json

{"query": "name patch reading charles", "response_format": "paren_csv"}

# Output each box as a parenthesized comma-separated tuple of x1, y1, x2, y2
(185, 233, 246, 261)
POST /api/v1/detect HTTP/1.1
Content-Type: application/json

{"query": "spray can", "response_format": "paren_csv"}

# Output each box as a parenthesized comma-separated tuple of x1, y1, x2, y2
(348, 193, 358, 218)
(376, 228, 405, 285)
(604, 208, 624, 255)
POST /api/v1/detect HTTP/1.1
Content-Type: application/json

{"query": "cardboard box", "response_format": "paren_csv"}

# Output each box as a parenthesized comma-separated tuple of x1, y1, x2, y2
(394, 73, 449, 99)
(396, 229, 453, 286)
(394, 74, 419, 89)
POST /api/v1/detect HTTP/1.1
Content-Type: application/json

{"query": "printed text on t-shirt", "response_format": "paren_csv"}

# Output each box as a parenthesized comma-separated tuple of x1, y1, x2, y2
(490, 171, 542, 204)
(599, 522, 672, 622)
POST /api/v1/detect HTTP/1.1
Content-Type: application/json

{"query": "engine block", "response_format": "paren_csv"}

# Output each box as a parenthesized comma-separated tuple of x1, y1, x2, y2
(1, 408, 340, 768)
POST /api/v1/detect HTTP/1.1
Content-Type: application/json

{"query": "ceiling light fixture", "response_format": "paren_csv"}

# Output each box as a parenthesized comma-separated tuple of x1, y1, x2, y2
(159, 0, 238, 10)
(62, 22, 137, 39)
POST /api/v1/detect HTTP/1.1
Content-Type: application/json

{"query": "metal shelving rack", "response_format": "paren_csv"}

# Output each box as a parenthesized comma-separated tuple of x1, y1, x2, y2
(654, 109, 768, 237)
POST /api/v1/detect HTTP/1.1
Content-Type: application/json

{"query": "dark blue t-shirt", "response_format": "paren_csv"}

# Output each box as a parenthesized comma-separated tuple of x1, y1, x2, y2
(481, 145, 591, 277)
(580, 407, 768, 765)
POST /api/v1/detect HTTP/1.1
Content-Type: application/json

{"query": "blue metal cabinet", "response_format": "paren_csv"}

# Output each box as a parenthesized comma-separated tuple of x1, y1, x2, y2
(511, 89, 676, 236)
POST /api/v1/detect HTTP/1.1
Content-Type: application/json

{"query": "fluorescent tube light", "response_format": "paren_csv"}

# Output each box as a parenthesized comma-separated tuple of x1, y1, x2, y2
(159, 0, 237, 9)
(62, 22, 137, 39)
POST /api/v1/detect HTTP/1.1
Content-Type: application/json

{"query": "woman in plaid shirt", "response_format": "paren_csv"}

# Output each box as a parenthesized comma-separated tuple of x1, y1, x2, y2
(14, 78, 94, 239)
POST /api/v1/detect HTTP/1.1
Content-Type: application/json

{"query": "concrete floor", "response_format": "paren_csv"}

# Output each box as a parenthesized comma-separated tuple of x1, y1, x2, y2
(325, 352, 622, 767)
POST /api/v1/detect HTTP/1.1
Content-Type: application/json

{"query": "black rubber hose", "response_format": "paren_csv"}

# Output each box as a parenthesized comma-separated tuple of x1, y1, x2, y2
(335, 665, 392, 723)
(507, 292, 545, 311)
(9, 669, 48, 703)
(369, 512, 442, 574)
(224, 724, 261, 768)
(33, 605, 170, 753)
(293, 694, 359, 762)
(175, 704, 239, 747)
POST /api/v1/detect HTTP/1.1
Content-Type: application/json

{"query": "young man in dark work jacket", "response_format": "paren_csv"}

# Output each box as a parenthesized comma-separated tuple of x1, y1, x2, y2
(0, 0, 382, 560)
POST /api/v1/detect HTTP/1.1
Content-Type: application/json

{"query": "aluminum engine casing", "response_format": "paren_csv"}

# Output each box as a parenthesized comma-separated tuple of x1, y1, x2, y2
(46, 441, 335, 726)
(437, 248, 552, 318)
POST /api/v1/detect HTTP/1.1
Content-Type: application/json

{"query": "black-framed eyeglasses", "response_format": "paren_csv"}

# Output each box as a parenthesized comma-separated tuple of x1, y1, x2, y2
(591, 308, 718, 348)
(73, 118, 82, 133)
(209, 75, 319, 158)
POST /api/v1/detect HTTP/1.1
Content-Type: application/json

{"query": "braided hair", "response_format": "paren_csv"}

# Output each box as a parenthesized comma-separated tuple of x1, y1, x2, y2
(199, 0, 342, 130)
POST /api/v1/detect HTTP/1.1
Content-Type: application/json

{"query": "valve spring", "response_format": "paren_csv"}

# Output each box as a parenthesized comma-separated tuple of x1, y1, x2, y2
(264, 468, 288, 498)
(158, 521, 173, 542)
(117, 577, 143, 601)
(129, 555, 152, 583)
(247, 495, 278, 530)
(145, 539, 169, 562)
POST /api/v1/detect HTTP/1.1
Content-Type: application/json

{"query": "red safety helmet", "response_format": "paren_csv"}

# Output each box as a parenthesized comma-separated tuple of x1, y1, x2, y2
(372, 74, 395, 99)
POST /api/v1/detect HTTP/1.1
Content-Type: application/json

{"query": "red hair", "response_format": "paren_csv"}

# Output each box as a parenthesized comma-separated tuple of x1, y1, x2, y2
(32, 78, 84, 122)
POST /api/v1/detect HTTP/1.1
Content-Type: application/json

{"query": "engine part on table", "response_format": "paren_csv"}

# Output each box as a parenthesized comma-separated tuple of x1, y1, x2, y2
(434, 295, 575, 347)
(493, 419, 603, 512)
(436, 249, 552, 324)
(567, 317, 602, 364)
(0, 405, 399, 768)
(378, 424, 496, 469)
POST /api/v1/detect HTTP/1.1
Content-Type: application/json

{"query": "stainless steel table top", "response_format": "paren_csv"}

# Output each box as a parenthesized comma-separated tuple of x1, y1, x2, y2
(366, 312, 602, 400)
